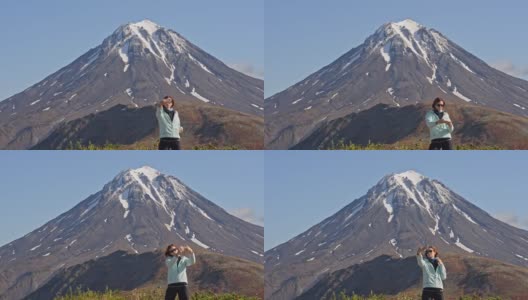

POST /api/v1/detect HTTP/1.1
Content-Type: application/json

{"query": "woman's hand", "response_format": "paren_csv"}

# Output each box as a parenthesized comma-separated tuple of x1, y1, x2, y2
(417, 246, 426, 255)
(437, 258, 443, 265)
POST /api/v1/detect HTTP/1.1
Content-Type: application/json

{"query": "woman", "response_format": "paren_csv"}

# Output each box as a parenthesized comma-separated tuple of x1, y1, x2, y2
(425, 98, 454, 150)
(417, 246, 447, 300)
(164, 244, 196, 300)
(157, 96, 183, 150)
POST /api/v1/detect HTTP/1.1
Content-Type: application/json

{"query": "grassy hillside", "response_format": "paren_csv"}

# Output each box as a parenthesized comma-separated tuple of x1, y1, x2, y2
(27, 250, 263, 300)
(33, 103, 264, 150)
(292, 103, 528, 150)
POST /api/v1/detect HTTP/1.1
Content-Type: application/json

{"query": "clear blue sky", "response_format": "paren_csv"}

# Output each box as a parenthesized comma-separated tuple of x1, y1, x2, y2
(265, 151, 528, 250)
(0, 0, 263, 100)
(0, 151, 264, 246)
(265, 0, 528, 97)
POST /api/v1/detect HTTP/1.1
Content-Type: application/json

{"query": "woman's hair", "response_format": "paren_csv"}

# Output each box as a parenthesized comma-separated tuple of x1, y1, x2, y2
(165, 244, 177, 257)
(432, 97, 445, 109)
(426, 245, 439, 258)
(163, 96, 176, 108)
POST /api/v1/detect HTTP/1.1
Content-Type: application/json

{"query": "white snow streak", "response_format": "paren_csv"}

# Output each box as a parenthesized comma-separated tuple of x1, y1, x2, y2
(449, 53, 475, 74)
(188, 54, 213, 74)
(191, 88, 211, 103)
(452, 86, 472, 102)
(380, 42, 392, 72)
(190, 233, 210, 249)
(295, 249, 305, 256)
(30, 244, 41, 251)
(452, 204, 477, 224)
(455, 238, 474, 253)
(292, 98, 304, 105)
(29, 99, 41, 106)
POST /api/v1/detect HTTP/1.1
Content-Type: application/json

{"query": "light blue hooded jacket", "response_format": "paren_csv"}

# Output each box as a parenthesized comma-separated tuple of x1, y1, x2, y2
(156, 106, 182, 139)
(425, 110, 454, 141)
(166, 253, 196, 284)
(417, 254, 447, 289)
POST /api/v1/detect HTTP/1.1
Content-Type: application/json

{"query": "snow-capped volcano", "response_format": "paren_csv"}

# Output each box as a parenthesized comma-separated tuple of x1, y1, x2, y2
(265, 170, 528, 299)
(0, 19, 263, 149)
(0, 166, 263, 299)
(265, 19, 528, 149)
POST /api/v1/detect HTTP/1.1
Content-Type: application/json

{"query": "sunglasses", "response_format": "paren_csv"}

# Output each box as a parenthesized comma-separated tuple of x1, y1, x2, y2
(425, 250, 434, 253)
(170, 248, 177, 252)
(435, 104, 445, 107)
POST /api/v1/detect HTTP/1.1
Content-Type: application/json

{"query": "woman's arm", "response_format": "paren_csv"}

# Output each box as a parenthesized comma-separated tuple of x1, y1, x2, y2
(425, 113, 438, 129)
(445, 113, 454, 132)
(184, 247, 196, 266)
(156, 105, 163, 120)
(186, 252, 196, 266)
(173, 111, 183, 133)
(416, 247, 425, 267)
(166, 256, 177, 268)
(437, 259, 447, 280)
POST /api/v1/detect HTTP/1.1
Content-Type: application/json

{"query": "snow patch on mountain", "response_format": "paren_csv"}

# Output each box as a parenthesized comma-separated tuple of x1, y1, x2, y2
(190, 233, 210, 249)
(191, 88, 211, 103)
(455, 237, 474, 253)
(452, 204, 477, 224)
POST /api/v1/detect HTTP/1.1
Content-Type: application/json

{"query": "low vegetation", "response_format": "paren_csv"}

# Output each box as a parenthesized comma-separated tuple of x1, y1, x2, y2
(55, 288, 260, 300)
(324, 291, 506, 300)
(326, 140, 504, 150)
(66, 140, 243, 150)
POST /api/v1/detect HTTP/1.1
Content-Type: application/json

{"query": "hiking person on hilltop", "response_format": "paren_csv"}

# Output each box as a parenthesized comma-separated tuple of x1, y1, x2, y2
(417, 246, 447, 300)
(164, 244, 195, 300)
(425, 97, 454, 150)
(157, 96, 183, 150)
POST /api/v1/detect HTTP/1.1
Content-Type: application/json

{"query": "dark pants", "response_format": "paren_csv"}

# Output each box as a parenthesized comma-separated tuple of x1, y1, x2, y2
(165, 283, 189, 300)
(159, 138, 181, 150)
(429, 138, 452, 150)
(422, 288, 443, 300)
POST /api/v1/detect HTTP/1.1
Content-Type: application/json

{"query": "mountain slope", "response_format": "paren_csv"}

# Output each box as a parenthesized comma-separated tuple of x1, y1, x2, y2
(31, 103, 264, 150)
(0, 19, 263, 149)
(265, 19, 528, 149)
(25, 250, 264, 300)
(292, 102, 528, 149)
(296, 254, 528, 300)
(265, 171, 528, 299)
(0, 166, 264, 300)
